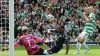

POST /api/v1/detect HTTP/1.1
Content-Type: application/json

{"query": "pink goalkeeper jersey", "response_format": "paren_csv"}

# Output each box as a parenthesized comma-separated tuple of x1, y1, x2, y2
(14, 34, 43, 55)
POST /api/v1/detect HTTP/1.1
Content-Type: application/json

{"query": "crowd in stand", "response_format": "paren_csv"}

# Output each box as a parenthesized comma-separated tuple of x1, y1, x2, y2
(0, 0, 9, 40)
(0, 0, 100, 42)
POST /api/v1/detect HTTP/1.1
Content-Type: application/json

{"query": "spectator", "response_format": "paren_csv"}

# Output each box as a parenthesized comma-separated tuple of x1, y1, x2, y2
(1, 0, 100, 43)
(95, 19, 100, 42)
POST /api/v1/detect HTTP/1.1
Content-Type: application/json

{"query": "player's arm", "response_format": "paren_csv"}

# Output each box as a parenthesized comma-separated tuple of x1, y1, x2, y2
(47, 29, 56, 36)
(33, 35, 43, 42)
(86, 18, 93, 22)
(83, 12, 93, 22)
(14, 36, 23, 47)
(14, 40, 21, 47)
(48, 29, 56, 33)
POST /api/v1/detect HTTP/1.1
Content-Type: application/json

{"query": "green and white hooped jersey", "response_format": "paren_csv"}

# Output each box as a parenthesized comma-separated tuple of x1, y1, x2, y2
(83, 13, 96, 35)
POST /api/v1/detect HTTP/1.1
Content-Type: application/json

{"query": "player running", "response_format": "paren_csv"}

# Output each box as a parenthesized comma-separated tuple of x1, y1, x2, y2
(44, 25, 70, 54)
(74, 6, 96, 54)
(14, 27, 48, 55)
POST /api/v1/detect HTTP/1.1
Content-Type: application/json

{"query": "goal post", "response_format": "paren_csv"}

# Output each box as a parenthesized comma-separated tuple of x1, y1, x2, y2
(9, 0, 14, 56)
(0, 0, 14, 56)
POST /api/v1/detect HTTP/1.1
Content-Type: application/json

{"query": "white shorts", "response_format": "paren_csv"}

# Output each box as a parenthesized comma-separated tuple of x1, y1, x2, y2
(79, 31, 89, 39)
(45, 38, 54, 42)
(45, 35, 54, 42)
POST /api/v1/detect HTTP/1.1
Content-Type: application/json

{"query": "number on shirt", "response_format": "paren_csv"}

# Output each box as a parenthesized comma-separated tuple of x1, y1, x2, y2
(26, 37, 31, 46)
(27, 39, 31, 46)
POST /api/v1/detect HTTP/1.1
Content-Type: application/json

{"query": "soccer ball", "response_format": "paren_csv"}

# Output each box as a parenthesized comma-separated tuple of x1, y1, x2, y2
(47, 14, 54, 21)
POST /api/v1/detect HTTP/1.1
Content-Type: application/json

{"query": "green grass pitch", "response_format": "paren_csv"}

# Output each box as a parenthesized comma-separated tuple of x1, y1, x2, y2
(0, 45, 100, 56)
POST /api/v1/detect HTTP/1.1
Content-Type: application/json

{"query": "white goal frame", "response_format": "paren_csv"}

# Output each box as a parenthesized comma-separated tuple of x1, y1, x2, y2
(9, 0, 14, 56)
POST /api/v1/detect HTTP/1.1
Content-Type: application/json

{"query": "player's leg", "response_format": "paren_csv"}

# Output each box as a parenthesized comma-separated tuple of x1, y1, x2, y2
(49, 35, 55, 47)
(44, 42, 54, 48)
(74, 39, 81, 54)
(74, 31, 88, 54)
(64, 37, 70, 54)
(44, 38, 52, 47)
(82, 41, 89, 54)
(45, 44, 61, 54)
(65, 41, 70, 54)
(74, 35, 83, 54)
(79, 32, 89, 54)
(34, 48, 49, 55)
(78, 37, 85, 43)
(44, 35, 54, 47)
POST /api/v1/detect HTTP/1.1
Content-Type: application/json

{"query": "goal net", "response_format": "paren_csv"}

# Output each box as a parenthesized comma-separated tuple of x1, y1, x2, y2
(0, 0, 14, 56)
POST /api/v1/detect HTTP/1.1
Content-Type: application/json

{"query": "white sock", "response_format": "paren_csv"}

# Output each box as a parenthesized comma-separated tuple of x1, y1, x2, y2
(82, 42, 89, 49)
(43, 50, 49, 55)
(76, 42, 81, 53)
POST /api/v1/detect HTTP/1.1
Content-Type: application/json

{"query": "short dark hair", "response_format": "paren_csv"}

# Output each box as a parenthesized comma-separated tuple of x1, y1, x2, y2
(22, 29, 29, 33)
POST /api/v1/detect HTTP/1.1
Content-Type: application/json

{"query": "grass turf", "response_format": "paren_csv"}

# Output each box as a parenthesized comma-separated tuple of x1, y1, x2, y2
(0, 45, 100, 56)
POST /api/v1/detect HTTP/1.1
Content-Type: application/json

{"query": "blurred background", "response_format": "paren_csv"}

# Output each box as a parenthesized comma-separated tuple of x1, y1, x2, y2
(0, 0, 100, 44)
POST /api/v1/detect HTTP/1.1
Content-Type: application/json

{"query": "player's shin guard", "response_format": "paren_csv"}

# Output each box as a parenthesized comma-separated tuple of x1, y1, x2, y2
(82, 42, 89, 54)
(76, 41, 81, 54)
(43, 50, 49, 55)
(83, 42, 89, 49)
